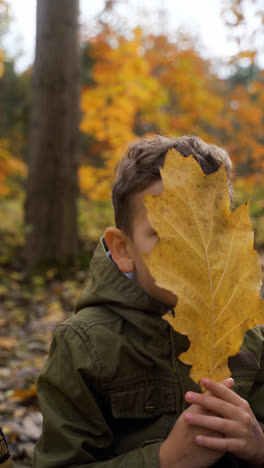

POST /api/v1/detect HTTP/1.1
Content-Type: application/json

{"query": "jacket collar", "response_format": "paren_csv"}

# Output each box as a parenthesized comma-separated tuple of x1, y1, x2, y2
(74, 237, 177, 349)
(75, 237, 171, 317)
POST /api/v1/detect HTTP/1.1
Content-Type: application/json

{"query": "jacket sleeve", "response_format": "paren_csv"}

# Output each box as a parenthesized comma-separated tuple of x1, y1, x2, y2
(34, 324, 162, 468)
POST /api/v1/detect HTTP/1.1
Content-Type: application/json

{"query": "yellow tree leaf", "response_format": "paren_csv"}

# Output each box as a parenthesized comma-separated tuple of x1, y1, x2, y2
(144, 149, 264, 384)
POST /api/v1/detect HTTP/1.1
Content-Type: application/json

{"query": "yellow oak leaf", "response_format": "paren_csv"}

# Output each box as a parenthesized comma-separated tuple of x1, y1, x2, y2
(144, 149, 264, 384)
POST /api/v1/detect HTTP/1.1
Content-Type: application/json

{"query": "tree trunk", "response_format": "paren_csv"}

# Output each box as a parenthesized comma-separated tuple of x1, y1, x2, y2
(25, 0, 80, 267)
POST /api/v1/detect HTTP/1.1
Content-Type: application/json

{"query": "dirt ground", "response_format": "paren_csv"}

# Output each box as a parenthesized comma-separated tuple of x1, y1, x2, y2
(0, 269, 85, 467)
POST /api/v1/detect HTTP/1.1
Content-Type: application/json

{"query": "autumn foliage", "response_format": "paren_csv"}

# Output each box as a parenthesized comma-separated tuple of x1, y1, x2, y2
(80, 27, 164, 200)
(0, 3, 264, 248)
(222, 0, 264, 66)
(0, 139, 27, 196)
(79, 25, 264, 201)
(0, 1, 27, 197)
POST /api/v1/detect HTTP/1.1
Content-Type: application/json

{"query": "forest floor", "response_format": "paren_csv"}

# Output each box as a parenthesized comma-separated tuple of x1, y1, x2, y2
(0, 250, 93, 468)
(0, 248, 264, 468)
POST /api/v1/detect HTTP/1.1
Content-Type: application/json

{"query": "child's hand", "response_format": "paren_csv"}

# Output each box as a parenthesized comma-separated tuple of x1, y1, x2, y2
(159, 378, 234, 468)
(184, 378, 264, 466)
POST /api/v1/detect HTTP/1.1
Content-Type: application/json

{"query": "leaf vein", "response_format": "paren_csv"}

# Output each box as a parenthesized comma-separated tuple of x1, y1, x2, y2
(214, 311, 259, 349)
(159, 211, 207, 262)
(213, 219, 240, 300)
(214, 262, 259, 324)
(206, 171, 219, 250)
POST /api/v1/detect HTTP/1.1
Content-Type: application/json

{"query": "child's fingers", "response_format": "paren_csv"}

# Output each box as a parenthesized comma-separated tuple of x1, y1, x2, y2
(218, 377, 234, 389)
(195, 435, 238, 453)
(200, 378, 245, 407)
(183, 377, 264, 463)
(185, 392, 237, 420)
(184, 412, 239, 437)
(194, 418, 264, 462)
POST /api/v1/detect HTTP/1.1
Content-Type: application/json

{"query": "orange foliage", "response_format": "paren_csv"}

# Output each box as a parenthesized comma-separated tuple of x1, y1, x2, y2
(80, 28, 230, 199)
(144, 35, 226, 139)
(0, 139, 27, 197)
(221, 0, 264, 184)
(81, 27, 163, 171)
(80, 24, 264, 200)
(78, 165, 113, 201)
(223, 72, 264, 184)
(0, 1, 25, 198)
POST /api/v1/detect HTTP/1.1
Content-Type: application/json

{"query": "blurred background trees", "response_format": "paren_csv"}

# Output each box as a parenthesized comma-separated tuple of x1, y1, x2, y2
(0, 0, 264, 269)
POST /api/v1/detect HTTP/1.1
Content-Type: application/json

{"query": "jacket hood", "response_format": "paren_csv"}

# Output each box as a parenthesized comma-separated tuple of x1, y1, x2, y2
(74, 238, 185, 352)
(75, 239, 264, 376)
(75, 237, 171, 317)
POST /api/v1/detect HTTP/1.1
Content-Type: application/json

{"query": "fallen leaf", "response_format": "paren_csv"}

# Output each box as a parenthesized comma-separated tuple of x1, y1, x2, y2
(0, 318, 8, 327)
(42, 301, 65, 325)
(51, 282, 63, 297)
(45, 268, 58, 280)
(0, 284, 8, 298)
(145, 150, 264, 383)
(0, 403, 8, 412)
(0, 337, 18, 350)
(9, 385, 37, 403)
(14, 407, 27, 419)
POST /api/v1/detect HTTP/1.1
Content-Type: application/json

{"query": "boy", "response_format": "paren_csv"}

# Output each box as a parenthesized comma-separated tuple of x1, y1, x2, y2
(34, 135, 264, 467)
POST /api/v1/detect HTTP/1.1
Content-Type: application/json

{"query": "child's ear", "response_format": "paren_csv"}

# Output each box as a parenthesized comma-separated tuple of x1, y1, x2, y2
(104, 227, 134, 273)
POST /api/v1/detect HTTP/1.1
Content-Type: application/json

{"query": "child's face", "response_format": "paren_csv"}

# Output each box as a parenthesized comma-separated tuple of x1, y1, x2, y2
(127, 180, 177, 307)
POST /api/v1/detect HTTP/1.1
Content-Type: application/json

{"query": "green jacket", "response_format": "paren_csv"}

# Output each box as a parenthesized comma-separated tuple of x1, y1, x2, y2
(34, 238, 264, 468)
